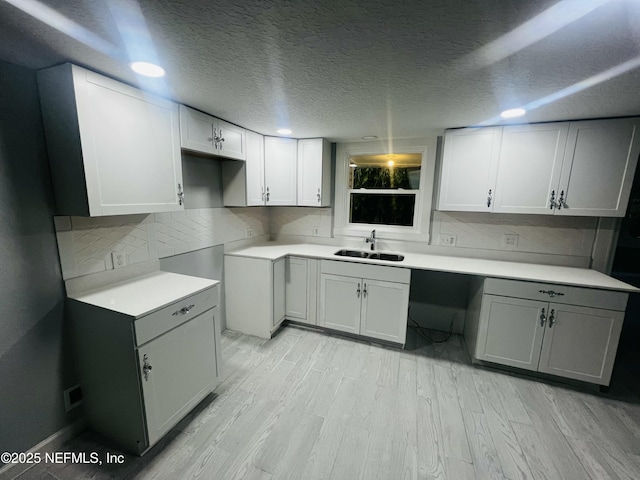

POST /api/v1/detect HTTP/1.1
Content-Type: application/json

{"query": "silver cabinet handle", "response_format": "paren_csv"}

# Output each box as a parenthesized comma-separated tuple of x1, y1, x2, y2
(266, 187, 270, 202)
(549, 190, 556, 210)
(363, 283, 367, 297)
(218, 129, 225, 150)
(177, 183, 184, 206)
(557, 190, 565, 210)
(213, 128, 218, 149)
(548, 309, 556, 327)
(317, 188, 321, 203)
(172, 304, 195, 316)
(356, 283, 361, 298)
(540, 308, 546, 327)
(142, 354, 152, 381)
(487, 189, 492, 208)
(539, 290, 564, 298)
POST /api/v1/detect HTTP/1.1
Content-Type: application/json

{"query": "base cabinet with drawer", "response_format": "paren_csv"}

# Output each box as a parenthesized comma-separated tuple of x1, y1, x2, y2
(465, 278, 628, 387)
(68, 280, 222, 455)
(318, 260, 411, 345)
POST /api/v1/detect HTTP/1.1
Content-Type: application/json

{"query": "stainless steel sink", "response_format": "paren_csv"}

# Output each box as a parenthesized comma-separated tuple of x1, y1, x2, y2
(333, 249, 404, 262)
(333, 249, 370, 258)
(368, 252, 405, 262)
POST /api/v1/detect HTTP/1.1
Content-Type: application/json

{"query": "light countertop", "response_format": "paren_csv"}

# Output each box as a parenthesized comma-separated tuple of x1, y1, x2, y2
(226, 242, 638, 293)
(68, 271, 219, 318)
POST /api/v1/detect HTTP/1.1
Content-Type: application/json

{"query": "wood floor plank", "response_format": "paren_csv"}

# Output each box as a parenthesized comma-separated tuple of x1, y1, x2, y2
(376, 346, 401, 388)
(445, 458, 476, 480)
(398, 352, 418, 395)
(416, 354, 437, 400)
(416, 395, 447, 480)
(434, 364, 472, 463)
(510, 421, 563, 480)
(451, 363, 483, 413)
(180, 445, 230, 480)
(463, 410, 506, 480)
(327, 426, 370, 480)
(362, 440, 407, 480)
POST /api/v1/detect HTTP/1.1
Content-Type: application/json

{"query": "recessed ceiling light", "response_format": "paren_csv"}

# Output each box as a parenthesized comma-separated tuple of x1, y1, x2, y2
(277, 128, 292, 135)
(130, 61, 165, 78)
(362, 135, 378, 140)
(500, 108, 526, 119)
(349, 163, 357, 168)
(387, 160, 394, 166)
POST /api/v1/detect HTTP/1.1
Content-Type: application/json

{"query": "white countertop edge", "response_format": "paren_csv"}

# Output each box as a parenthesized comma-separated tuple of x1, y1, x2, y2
(225, 242, 639, 293)
(68, 271, 220, 318)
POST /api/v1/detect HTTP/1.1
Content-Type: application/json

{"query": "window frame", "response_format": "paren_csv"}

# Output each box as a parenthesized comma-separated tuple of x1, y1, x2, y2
(334, 138, 437, 243)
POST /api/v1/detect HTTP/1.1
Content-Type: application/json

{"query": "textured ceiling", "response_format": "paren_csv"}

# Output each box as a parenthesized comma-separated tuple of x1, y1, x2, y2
(1, 0, 640, 142)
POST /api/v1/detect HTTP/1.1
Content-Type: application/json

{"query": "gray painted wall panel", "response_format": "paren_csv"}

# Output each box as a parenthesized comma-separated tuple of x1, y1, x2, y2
(0, 60, 77, 455)
(181, 153, 223, 209)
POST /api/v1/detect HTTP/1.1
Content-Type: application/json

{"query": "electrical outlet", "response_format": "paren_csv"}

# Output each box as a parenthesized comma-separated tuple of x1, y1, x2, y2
(246, 228, 253, 238)
(111, 251, 128, 269)
(439, 234, 457, 246)
(313, 226, 320, 236)
(502, 234, 519, 248)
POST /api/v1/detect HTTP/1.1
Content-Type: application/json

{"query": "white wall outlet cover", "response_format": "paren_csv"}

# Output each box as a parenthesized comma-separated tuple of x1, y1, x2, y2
(439, 234, 457, 246)
(313, 226, 320, 236)
(246, 228, 253, 238)
(502, 234, 519, 248)
(111, 251, 128, 269)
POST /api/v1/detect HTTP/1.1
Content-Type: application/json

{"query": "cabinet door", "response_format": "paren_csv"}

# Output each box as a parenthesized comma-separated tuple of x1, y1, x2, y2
(138, 309, 218, 447)
(319, 274, 362, 334)
(246, 130, 266, 205)
(273, 258, 286, 327)
(78, 69, 184, 216)
(493, 123, 568, 214)
(285, 257, 308, 321)
(437, 127, 502, 212)
(297, 138, 330, 206)
(538, 303, 624, 385)
(557, 118, 640, 217)
(264, 136, 297, 205)
(179, 105, 216, 154)
(475, 295, 546, 371)
(217, 119, 246, 160)
(360, 279, 409, 344)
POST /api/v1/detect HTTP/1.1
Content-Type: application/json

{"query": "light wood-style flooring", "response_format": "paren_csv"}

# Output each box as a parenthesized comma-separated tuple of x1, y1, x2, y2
(12, 324, 640, 479)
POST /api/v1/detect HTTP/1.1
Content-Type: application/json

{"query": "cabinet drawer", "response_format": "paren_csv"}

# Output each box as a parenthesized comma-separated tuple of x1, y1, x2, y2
(484, 278, 627, 311)
(320, 260, 410, 284)
(135, 284, 219, 345)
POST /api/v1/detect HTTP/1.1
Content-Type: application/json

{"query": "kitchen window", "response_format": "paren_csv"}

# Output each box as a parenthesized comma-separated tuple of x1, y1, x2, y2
(348, 153, 421, 227)
(333, 138, 436, 243)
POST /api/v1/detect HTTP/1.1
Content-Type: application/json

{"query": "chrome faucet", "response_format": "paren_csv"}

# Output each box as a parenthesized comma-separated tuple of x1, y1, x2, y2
(365, 229, 377, 251)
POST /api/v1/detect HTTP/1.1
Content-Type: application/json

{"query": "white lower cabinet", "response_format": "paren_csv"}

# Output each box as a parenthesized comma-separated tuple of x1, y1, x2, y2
(467, 278, 627, 387)
(318, 260, 410, 345)
(285, 256, 318, 325)
(68, 282, 221, 455)
(225, 255, 286, 338)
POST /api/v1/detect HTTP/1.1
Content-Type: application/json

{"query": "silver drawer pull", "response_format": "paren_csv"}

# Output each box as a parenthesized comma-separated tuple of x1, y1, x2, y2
(172, 304, 195, 316)
(143, 354, 152, 381)
(539, 290, 564, 298)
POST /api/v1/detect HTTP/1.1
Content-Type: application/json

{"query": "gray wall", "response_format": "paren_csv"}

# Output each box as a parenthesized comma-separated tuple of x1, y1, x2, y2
(0, 61, 78, 456)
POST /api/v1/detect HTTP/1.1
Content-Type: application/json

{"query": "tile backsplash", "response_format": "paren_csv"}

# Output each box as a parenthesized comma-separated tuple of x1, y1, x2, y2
(55, 207, 269, 280)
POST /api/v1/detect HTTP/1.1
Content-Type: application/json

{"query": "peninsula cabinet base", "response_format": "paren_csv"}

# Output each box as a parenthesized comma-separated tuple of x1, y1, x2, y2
(464, 277, 628, 388)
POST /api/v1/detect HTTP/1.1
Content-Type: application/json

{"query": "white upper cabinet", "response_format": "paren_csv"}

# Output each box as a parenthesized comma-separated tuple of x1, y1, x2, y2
(264, 136, 297, 206)
(493, 123, 569, 214)
(556, 118, 640, 217)
(297, 138, 331, 206)
(221, 130, 266, 206)
(437, 127, 502, 212)
(438, 118, 640, 217)
(179, 105, 246, 160)
(38, 64, 183, 216)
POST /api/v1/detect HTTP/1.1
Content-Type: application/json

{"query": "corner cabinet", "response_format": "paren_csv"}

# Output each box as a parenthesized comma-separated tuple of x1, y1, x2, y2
(318, 260, 410, 346)
(297, 138, 332, 206)
(264, 136, 298, 205)
(285, 256, 319, 325)
(179, 105, 246, 160)
(465, 278, 627, 387)
(68, 279, 221, 455)
(38, 63, 184, 216)
(438, 118, 640, 217)
(224, 255, 286, 338)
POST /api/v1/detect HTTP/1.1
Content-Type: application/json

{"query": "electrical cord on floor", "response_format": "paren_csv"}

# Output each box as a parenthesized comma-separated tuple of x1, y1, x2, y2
(408, 306, 455, 344)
